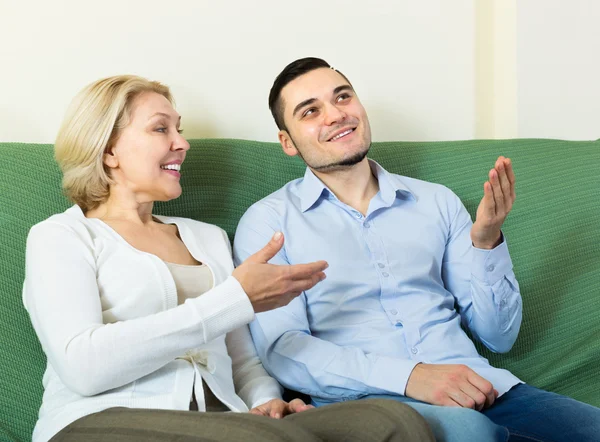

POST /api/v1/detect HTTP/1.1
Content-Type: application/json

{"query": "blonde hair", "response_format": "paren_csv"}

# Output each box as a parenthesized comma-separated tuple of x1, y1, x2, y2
(55, 75, 173, 212)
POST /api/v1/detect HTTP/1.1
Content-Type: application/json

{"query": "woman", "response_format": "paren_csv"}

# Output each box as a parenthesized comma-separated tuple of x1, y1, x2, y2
(23, 75, 434, 442)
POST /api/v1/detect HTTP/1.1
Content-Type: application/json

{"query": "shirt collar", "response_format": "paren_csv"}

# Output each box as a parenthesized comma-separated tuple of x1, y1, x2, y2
(298, 159, 416, 212)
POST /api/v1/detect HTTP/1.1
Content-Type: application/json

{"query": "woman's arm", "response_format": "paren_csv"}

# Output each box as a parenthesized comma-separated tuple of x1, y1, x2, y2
(23, 220, 254, 396)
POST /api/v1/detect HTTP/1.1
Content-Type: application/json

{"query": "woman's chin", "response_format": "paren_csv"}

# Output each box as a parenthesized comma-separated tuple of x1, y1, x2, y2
(154, 187, 183, 202)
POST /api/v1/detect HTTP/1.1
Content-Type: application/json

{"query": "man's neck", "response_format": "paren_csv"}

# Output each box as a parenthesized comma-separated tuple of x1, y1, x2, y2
(311, 158, 379, 216)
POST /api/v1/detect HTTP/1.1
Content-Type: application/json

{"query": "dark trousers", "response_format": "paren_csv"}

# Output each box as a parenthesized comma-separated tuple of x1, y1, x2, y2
(482, 384, 600, 441)
(50, 399, 435, 442)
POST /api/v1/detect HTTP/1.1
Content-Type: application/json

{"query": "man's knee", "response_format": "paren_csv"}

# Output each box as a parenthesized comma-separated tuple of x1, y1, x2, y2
(432, 407, 508, 442)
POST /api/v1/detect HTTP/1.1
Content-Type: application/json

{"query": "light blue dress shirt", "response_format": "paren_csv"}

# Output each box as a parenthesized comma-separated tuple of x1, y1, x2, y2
(233, 160, 522, 402)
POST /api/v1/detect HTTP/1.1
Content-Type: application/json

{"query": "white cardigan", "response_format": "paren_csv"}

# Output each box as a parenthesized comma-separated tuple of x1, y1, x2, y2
(23, 206, 282, 442)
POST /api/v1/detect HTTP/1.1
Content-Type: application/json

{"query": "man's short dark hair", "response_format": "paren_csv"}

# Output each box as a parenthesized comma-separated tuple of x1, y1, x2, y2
(268, 57, 352, 131)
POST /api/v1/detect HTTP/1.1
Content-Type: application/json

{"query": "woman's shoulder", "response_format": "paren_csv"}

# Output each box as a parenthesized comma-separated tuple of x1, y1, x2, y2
(28, 205, 94, 243)
(155, 215, 227, 236)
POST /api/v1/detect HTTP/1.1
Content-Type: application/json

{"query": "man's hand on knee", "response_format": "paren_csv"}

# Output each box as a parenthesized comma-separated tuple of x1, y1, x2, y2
(405, 363, 498, 411)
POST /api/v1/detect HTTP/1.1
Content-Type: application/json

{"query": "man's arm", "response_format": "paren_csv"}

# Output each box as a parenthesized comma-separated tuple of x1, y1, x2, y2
(444, 156, 522, 353)
(406, 157, 521, 411)
(233, 204, 419, 399)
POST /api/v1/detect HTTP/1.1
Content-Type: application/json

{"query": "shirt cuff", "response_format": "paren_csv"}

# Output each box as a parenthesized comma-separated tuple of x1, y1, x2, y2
(368, 356, 420, 396)
(471, 236, 514, 285)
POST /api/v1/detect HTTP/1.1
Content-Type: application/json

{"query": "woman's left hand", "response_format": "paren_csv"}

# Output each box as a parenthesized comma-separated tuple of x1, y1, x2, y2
(249, 398, 314, 418)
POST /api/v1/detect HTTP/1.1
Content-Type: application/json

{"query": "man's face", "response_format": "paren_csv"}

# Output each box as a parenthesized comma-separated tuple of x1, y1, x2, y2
(278, 68, 372, 172)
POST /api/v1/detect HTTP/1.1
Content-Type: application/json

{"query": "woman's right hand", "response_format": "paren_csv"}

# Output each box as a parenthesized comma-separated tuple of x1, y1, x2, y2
(232, 232, 328, 313)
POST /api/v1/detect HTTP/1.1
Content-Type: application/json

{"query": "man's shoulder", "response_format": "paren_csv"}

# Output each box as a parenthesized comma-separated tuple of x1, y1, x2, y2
(243, 177, 304, 218)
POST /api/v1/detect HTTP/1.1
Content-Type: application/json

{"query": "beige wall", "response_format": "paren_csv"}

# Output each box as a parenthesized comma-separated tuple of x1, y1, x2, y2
(516, 0, 600, 140)
(0, 0, 597, 143)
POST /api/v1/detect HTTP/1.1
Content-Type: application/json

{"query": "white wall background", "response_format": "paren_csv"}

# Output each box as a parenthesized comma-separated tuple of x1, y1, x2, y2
(516, 0, 600, 140)
(0, 0, 598, 143)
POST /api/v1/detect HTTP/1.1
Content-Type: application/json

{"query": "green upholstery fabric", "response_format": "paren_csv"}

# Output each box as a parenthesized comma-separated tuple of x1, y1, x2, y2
(1, 138, 599, 441)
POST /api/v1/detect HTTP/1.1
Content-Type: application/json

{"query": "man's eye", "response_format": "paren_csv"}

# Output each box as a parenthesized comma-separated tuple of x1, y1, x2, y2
(337, 93, 351, 102)
(302, 108, 317, 118)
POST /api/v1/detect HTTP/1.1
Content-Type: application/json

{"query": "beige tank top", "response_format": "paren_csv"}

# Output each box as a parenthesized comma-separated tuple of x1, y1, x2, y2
(165, 261, 214, 305)
(165, 261, 229, 412)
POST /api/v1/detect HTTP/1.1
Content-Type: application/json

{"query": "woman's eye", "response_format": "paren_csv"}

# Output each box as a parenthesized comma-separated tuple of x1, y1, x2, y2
(177, 129, 184, 134)
(156, 127, 167, 133)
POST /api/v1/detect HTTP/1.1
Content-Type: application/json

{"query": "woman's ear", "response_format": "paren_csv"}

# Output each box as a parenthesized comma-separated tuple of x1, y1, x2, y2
(103, 146, 119, 168)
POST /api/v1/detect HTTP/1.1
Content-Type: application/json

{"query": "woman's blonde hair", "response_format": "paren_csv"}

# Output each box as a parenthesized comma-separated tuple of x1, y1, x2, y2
(55, 75, 173, 212)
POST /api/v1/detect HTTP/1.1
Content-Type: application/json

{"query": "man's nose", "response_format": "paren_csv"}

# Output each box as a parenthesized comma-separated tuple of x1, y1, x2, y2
(323, 103, 346, 125)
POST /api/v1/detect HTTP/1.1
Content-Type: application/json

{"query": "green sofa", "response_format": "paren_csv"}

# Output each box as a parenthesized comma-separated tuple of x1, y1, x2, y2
(1, 138, 599, 441)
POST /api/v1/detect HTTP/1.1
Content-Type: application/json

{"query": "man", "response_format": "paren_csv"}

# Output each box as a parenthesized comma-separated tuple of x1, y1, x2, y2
(233, 57, 600, 441)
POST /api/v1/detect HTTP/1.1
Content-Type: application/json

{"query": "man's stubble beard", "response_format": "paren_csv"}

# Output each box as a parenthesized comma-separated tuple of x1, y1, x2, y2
(289, 132, 371, 173)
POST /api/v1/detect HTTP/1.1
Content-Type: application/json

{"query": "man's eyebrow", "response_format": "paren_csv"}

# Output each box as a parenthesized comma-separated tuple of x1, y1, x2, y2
(292, 98, 317, 118)
(333, 85, 353, 95)
(291, 85, 354, 118)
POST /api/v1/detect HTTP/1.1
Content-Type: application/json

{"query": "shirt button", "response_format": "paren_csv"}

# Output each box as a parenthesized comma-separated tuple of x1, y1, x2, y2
(363, 222, 370, 228)
(500, 299, 507, 307)
(382, 272, 389, 277)
(353, 211, 361, 218)
(486, 264, 495, 272)
(378, 263, 385, 269)
(390, 309, 398, 315)
(411, 347, 418, 354)
(395, 319, 403, 326)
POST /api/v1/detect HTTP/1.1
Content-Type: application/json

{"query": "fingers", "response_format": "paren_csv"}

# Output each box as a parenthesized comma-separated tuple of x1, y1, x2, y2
(495, 157, 513, 210)
(499, 157, 516, 203)
(267, 400, 287, 419)
(481, 180, 495, 218)
(503, 158, 516, 201)
(287, 270, 327, 290)
(449, 370, 494, 410)
(285, 261, 329, 280)
(448, 388, 479, 409)
(488, 168, 505, 215)
(249, 407, 268, 416)
(493, 156, 516, 211)
(467, 371, 496, 408)
(458, 383, 488, 411)
(484, 156, 515, 219)
(246, 231, 284, 264)
(287, 398, 314, 414)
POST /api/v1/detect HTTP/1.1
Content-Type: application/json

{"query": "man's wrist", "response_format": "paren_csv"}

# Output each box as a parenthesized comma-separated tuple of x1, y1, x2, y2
(472, 232, 503, 250)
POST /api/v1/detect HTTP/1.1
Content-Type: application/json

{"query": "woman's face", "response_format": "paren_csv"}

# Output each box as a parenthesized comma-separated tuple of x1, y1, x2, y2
(105, 91, 190, 203)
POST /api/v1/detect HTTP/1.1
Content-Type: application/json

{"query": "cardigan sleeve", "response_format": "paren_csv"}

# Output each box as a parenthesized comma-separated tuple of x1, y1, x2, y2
(227, 324, 283, 408)
(23, 220, 255, 397)
(217, 228, 283, 408)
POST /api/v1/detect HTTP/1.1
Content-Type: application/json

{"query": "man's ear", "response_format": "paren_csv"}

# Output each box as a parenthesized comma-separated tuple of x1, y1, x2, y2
(278, 130, 298, 157)
(103, 145, 119, 169)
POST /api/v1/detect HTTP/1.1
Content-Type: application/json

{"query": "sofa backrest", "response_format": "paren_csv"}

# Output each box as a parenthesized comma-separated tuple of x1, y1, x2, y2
(1, 138, 599, 441)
